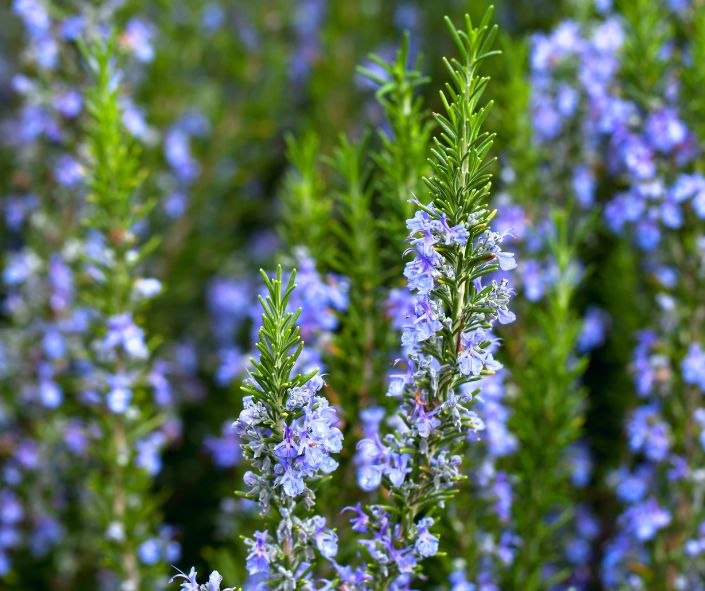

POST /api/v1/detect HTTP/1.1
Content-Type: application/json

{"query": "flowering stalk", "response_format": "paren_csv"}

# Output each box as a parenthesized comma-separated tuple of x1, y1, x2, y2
(343, 10, 516, 589)
(80, 39, 167, 589)
(598, 3, 705, 588)
(234, 266, 343, 589)
(272, 38, 436, 526)
(0, 2, 133, 584)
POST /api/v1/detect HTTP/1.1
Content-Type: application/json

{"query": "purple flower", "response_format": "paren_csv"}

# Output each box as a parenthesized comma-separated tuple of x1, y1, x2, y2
(622, 498, 671, 541)
(682, 343, 705, 391)
(165, 128, 200, 182)
(205, 422, 241, 469)
(635, 220, 661, 251)
(404, 249, 441, 295)
(120, 19, 156, 63)
(277, 463, 305, 497)
(245, 531, 275, 576)
(13, 0, 50, 36)
(573, 165, 596, 207)
(613, 466, 651, 504)
(60, 16, 84, 40)
(39, 379, 62, 408)
(577, 307, 609, 352)
(139, 538, 161, 565)
(620, 135, 656, 180)
(670, 173, 705, 202)
(54, 89, 83, 118)
(170, 567, 236, 591)
(414, 518, 439, 557)
(437, 214, 469, 245)
(314, 525, 338, 559)
(55, 154, 84, 187)
(101, 314, 148, 359)
(106, 373, 133, 413)
(343, 503, 370, 533)
(645, 108, 688, 153)
(412, 400, 440, 438)
(626, 405, 671, 462)
(136, 432, 166, 475)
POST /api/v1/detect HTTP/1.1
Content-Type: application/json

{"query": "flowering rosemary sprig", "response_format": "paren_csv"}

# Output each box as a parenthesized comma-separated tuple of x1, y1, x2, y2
(343, 10, 516, 589)
(234, 266, 343, 589)
(598, 3, 705, 587)
(80, 38, 166, 589)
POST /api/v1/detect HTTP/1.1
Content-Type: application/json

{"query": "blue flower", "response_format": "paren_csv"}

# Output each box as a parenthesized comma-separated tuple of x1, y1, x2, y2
(682, 343, 705, 391)
(245, 530, 275, 576)
(120, 19, 156, 63)
(622, 498, 671, 542)
(343, 503, 370, 533)
(136, 432, 166, 475)
(105, 373, 134, 413)
(170, 567, 236, 591)
(138, 538, 161, 565)
(101, 314, 149, 360)
(276, 463, 305, 497)
(645, 107, 688, 153)
(626, 404, 671, 462)
(314, 525, 339, 559)
(572, 165, 596, 207)
(412, 400, 440, 438)
(414, 518, 439, 557)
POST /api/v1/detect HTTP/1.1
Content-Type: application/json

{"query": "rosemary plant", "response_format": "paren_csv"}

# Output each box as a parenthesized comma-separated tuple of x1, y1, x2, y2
(342, 9, 517, 589)
(234, 267, 343, 589)
(80, 39, 167, 590)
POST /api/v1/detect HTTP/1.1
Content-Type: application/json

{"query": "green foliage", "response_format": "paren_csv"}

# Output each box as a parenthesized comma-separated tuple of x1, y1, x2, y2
(84, 44, 142, 230)
(619, 0, 674, 102)
(279, 133, 331, 259)
(241, 266, 315, 419)
(82, 38, 157, 315)
(326, 133, 389, 418)
(425, 11, 498, 230)
(682, 3, 705, 142)
(494, 34, 540, 203)
(504, 211, 588, 590)
(361, 33, 434, 252)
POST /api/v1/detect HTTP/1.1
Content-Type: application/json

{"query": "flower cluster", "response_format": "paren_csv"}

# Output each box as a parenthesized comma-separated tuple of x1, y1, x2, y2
(238, 374, 342, 501)
(445, 371, 522, 589)
(0, 2, 168, 581)
(525, 5, 705, 588)
(602, 323, 705, 587)
(233, 268, 343, 589)
(520, 3, 705, 589)
(170, 567, 238, 591)
(530, 6, 705, 254)
(75, 39, 175, 588)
